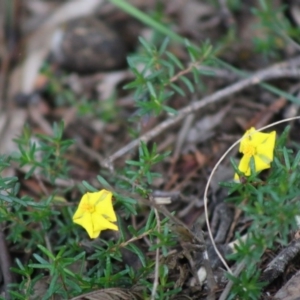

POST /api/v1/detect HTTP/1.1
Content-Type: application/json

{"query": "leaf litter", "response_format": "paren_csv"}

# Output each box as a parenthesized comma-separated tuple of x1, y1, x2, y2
(1, 0, 300, 299)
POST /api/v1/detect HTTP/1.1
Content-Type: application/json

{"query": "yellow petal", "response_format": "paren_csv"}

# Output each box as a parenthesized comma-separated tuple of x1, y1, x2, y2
(94, 190, 117, 222)
(88, 190, 112, 206)
(239, 128, 256, 152)
(249, 130, 270, 146)
(73, 195, 89, 219)
(73, 212, 95, 238)
(238, 155, 251, 175)
(77, 193, 90, 208)
(92, 214, 118, 232)
(234, 155, 250, 180)
(72, 207, 84, 221)
(240, 128, 274, 152)
(256, 131, 276, 161)
(234, 172, 240, 181)
(89, 230, 101, 239)
(253, 154, 271, 172)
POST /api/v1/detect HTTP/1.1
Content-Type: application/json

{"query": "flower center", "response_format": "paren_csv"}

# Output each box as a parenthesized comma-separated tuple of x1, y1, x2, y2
(242, 141, 256, 157)
(81, 203, 95, 214)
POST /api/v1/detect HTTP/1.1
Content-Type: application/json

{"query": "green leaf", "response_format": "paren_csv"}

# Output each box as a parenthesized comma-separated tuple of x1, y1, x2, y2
(198, 68, 216, 76)
(163, 105, 178, 115)
(283, 147, 291, 170)
(160, 60, 174, 76)
(37, 244, 55, 260)
(56, 246, 67, 259)
(192, 66, 200, 84)
(125, 160, 143, 166)
(0, 194, 26, 206)
(260, 83, 300, 104)
(81, 181, 98, 192)
(146, 82, 157, 97)
(146, 69, 164, 80)
(158, 37, 169, 55)
(126, 243, 147, 267)
(53, 121, 64, 140)
(127, 225, 139, 236)
(276, 126, 290, 148)
(42, 273, 59, 300)
(141, 141, 150, 158)
(146, 172, 153, 184)
(145, 209, 156, 231)
(138, 37, 153, 54)
(109, 0, 185, 44)
(29, 263, 50, 269)
(0, 194, 12, 203)
(185, 42, 200, 62)
(292, 150, 300, 170)
(8, 291, 27, 299)
(97, 175, 113, 190)
(115, 195, 137, 215)
(24, 166, 36, 179)
(180, 76, 194, 93)
(170, 83, 185, 96)
(166, 51, 184, 69)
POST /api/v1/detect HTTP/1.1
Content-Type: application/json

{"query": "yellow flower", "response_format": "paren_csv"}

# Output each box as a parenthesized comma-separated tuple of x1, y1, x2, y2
(234, 127, 276, 180)
(73, 189, 118, 238)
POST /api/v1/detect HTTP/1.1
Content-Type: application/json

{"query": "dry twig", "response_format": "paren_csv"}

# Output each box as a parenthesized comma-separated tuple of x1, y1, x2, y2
(260, 238, 300, 283)
(103, 58, 300, 168)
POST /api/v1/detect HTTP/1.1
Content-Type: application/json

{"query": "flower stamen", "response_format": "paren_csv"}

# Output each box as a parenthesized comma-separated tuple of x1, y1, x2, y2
(242, 141, 256, 157)
(81, 203, 95, 214)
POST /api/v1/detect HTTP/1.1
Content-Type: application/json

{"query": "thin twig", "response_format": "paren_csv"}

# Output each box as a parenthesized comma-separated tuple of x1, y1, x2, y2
(103, 63, 300, 168)
(115, 229, 153, 249)
(169, 60, 204, 83)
